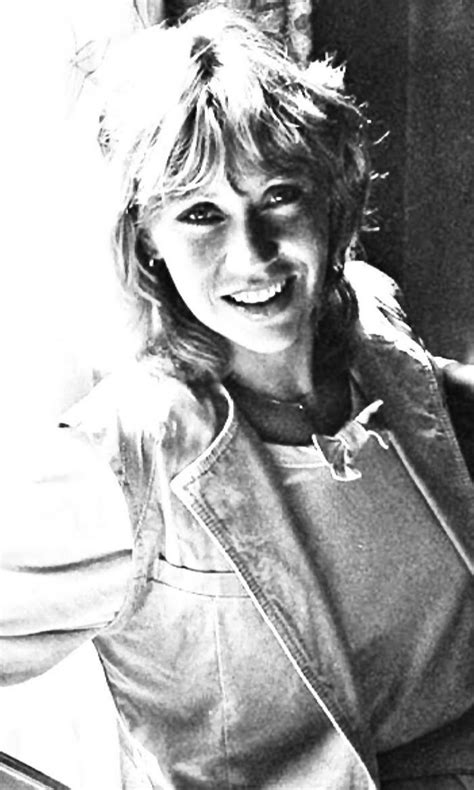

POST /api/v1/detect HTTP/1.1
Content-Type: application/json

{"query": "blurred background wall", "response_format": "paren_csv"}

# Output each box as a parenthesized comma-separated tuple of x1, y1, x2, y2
(312, 0, 474, 361)
(1, 2, 147, 787)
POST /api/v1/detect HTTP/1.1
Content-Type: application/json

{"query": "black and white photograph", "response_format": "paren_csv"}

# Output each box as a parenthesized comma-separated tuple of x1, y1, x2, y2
(2, 1, 474, 788)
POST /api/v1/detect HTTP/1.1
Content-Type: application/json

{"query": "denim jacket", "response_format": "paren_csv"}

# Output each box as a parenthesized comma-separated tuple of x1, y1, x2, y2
(61, 262, 474, 790)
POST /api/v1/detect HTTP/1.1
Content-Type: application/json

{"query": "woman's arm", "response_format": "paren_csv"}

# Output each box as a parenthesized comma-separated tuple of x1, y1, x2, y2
(0, 428, 133, 685)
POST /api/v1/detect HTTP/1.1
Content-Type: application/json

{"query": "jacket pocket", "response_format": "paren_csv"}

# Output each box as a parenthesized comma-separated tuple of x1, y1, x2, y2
(151, 556, 249, 598)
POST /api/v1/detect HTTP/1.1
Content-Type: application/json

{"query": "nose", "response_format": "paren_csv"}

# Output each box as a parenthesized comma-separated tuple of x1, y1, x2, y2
(225, 210, 278, 273)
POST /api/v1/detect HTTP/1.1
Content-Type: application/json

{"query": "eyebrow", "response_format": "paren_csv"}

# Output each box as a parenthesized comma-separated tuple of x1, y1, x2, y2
(171, 191, 223, 205)
(228, 171, 308, 196)
(161, 172, 305, 208)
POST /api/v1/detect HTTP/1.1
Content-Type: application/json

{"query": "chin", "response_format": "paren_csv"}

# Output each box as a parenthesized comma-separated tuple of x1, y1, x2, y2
(230, 330, 302, 357)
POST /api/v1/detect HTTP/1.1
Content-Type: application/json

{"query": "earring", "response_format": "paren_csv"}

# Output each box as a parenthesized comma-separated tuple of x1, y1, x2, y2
(334, 261, 344, 281)
(146, 257, 165, 273)
(330, 258, 344, 284)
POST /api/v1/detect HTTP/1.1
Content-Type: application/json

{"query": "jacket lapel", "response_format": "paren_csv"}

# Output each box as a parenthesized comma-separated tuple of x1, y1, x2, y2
(352, 304, 474, 575)
(171, 405, 378, 786)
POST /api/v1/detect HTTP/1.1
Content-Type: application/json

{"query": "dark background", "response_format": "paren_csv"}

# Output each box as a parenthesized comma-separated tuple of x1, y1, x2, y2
(311, 0, 474, 360)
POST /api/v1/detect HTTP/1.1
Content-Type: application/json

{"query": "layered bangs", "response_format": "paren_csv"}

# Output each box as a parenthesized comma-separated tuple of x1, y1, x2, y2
(133, 23, 334, 213)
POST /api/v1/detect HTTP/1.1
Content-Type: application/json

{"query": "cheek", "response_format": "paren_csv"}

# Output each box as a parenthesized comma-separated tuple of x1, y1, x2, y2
(155, 231, 208, 282)
(157, 234, 221, 315)
(278, 211, 328, 264)
(157, 223, 223, 268)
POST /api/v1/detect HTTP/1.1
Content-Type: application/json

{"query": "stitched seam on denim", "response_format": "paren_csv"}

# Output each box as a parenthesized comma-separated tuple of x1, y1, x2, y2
(354, 334, 474, 565)
(423, 357, 474, 493)
(213, 599, 232, 789)
(273, 461, 327, 469)
(173, 413, 238, 487)
(390, 434, 474, 576)
(101, 434, 161, 632)
(180, 486, 343, 687)
(355, 333, 474, 495)
(180, 490, 378, 786)
(136, 435, 162, 536)
(407, 345, 474, 489)
(175, 442, 361, 720)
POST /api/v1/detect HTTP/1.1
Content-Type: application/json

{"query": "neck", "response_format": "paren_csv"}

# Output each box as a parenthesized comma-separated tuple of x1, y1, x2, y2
(228, 331, 352, 436)
(226, 364, 352, 439)
(231, 356, 313, 402)
(231, 333, 315, 402)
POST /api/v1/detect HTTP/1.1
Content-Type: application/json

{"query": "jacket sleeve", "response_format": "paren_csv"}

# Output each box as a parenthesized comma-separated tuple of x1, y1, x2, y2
(0, 426, 133, 685)
(435, 358, 474, 480)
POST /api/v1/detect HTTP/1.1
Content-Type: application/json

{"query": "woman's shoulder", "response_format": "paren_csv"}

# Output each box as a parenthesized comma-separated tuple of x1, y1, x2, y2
(62, 358, 219, 477)
(345, 260, 416, 342)
(64, 358, 200, 429)
(345, 260, 406, 316)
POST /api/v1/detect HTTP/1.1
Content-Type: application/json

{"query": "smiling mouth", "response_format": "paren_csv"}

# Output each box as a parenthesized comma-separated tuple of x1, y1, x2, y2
(228, 279, 286, 304)
(223, 276, 296, 318)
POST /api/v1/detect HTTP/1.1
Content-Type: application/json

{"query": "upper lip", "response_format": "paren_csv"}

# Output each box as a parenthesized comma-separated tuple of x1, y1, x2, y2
(222, 275, 293, 299)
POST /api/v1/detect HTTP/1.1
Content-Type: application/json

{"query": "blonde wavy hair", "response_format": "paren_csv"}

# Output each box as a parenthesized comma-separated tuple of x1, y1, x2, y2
(98, 4, 372, 383)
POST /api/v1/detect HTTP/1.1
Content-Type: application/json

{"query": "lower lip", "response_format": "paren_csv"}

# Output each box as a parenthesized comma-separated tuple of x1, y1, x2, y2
(224, 277, 297, 321)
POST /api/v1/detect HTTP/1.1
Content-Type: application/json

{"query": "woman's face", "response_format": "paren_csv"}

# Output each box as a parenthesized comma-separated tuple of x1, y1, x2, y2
(142, 167, 329, 361)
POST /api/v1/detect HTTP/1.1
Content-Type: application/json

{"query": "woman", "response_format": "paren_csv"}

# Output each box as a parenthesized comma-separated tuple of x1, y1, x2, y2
(3, 6, 474, 789)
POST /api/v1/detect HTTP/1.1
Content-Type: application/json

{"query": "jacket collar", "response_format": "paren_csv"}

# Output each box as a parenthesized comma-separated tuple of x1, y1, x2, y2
(350, 274, 474, 575)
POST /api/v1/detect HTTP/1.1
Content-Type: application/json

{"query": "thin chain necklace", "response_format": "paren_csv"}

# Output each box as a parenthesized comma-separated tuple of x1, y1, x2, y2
(225, 372, 352, 445)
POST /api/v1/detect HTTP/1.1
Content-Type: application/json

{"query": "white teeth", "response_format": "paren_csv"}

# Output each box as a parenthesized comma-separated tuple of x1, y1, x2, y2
(229, 280, 286, 305)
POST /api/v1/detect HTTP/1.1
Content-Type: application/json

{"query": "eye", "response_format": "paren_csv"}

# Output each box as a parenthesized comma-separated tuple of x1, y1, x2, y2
(177, 202, 224, 226)
(264, 184, 303, 209)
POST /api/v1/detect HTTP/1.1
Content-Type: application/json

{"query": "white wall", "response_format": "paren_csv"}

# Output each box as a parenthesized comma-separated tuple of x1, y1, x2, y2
(0, 2, 159, 786)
